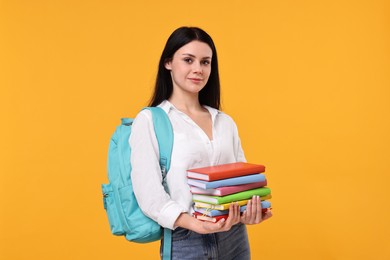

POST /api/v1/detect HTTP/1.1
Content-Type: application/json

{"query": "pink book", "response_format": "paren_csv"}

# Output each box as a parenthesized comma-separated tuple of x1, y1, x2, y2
(189, 180, 267, 196)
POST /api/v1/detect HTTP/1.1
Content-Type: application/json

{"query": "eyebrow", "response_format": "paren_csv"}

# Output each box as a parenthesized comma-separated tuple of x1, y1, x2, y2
(182, 53, 212, 59)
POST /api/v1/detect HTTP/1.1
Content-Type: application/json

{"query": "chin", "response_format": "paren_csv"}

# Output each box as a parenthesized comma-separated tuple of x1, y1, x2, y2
(189, 87, 205, 94)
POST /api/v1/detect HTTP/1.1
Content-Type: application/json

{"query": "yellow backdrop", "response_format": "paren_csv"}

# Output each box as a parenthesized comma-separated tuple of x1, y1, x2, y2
(1, 0, 389, 259)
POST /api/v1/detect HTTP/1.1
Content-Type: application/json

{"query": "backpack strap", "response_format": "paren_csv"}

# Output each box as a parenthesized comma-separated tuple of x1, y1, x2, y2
(144, 107, 173, 187)
(163, 228, 172, 260)
(143, 107, 173, 260)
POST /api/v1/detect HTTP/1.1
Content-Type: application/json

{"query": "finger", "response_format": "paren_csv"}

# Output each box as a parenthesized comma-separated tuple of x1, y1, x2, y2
(249, 196, 257, 224)
(240, 210, 247, 223)
(234, 202, 241, 223)
(245, 199, 252, 223)
(224, 203, 234, 227)
(219, 203, 234, 231)
(254, 196, 263, 223)
(258, 196, 263, 211)
(212, 217, 226, 231)
(217, 217, 226, 226)
(262, 210, 273, 221)
(200, 218, 226, 234)
(227, 202, 239, 225)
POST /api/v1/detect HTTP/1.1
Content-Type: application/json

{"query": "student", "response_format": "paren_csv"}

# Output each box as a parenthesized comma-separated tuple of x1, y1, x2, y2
(130, 26, 272, 260)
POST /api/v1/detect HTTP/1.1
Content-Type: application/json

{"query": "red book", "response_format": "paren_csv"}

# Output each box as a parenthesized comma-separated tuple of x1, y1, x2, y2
(193, 212, 228, 223)
(187, 162, 266, 181)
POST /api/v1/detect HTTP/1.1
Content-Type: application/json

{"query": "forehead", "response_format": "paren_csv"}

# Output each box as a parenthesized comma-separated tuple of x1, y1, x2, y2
(175, 41, 212, 58)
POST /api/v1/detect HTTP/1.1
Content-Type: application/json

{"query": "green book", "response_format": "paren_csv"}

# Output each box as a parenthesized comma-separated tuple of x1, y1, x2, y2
(192, 187, 271, 205)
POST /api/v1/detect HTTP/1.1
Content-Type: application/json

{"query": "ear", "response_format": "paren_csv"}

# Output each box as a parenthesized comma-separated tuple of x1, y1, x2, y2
(164, 59, 172, 70)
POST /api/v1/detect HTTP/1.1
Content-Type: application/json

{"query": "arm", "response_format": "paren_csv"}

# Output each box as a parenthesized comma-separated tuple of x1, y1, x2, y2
(130, 110, 184, 229)
(232, 118, 246, 163)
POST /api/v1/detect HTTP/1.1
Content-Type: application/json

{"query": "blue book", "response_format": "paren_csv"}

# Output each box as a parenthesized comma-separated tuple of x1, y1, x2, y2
(188, 173, 266, 189)
(194, 201, 271, 217)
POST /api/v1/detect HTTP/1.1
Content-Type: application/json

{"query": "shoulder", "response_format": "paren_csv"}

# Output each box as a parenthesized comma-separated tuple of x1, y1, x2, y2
(133, 109, 153, 125)
(135, 101, 171, 121)
(217, 111, 235, 122)
(130, 109, 156, 144)
(214, 109, 237, 126)
(133, 102, 172, 129)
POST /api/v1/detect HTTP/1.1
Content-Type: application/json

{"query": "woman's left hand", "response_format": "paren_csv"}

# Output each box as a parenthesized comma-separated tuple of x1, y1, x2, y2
(240, 196, 273, 225)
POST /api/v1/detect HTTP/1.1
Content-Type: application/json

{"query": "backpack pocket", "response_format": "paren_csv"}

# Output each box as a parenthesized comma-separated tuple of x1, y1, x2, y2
(102, 183, 125, 235)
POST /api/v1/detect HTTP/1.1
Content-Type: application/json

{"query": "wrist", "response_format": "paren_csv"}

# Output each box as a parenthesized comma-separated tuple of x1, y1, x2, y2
(174, 213, 205, 234)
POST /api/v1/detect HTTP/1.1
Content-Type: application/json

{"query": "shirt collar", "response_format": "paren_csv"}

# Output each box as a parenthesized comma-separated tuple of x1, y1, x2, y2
(157, 100, 220, 121)
(203, 105, 219, 123)
(157, 100, 174, 114)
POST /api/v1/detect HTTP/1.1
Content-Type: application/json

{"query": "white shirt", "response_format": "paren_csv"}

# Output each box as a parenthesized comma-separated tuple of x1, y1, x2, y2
(129, 100, 246, 230)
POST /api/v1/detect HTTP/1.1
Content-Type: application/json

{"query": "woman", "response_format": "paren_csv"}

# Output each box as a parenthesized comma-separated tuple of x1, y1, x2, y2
(130, 26, 272, 259)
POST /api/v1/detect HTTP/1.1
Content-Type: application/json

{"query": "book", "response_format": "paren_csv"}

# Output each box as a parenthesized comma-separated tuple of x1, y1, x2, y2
(192, 187, 271, 205)
(187, 174, 266, 189)
(190, 180, 267, 196)
(194, 201, 272, 217)
(193, 208, 270, 222)
(193, 212, 228, 222)
(187, 162, 266, 181)
(194, 205, 249, 217)
(193, 194, 272, 210)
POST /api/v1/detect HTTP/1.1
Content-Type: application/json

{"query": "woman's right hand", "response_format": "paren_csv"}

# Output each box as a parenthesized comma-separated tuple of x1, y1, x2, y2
(196, 202, 242, 234)
(174, 203, 242, 234)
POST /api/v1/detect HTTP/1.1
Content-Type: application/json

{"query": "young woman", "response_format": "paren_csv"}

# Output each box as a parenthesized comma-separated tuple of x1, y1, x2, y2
(130, 26, 272, 259)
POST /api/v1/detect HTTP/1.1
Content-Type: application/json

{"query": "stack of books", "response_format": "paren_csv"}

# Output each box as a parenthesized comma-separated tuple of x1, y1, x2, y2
(187, 162, 271, 223)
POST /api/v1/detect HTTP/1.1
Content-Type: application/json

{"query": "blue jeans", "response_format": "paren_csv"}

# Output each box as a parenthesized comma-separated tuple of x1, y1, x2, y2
(161, 223, 250, 260)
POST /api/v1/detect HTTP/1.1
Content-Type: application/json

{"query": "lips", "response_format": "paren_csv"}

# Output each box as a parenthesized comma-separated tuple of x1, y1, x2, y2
(188, 78, 203, 82)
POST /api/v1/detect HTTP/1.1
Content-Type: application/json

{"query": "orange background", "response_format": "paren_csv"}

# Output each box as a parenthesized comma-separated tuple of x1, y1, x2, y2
(1, 0, 389, 259)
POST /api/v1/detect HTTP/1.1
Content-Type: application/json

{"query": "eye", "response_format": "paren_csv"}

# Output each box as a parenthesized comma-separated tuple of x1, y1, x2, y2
(202, 60, 211, 65)
(184, 58, 193, 64)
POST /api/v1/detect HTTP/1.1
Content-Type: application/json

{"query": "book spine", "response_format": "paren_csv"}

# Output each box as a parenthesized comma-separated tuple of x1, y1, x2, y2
(194, 201, 271, 216)
(216, 187, 271, 204)
(203, 174, 266, 189)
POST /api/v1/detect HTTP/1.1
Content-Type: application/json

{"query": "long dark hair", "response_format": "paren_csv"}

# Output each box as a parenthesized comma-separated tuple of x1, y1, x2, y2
(149, 26, 221, 109)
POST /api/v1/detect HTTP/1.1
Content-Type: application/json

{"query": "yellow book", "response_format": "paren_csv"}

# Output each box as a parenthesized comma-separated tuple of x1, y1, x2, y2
(194, 194, 272, 210)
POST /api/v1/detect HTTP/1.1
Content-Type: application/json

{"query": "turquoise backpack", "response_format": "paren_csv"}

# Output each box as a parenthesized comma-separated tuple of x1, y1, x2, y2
(102, 107, 173, 259)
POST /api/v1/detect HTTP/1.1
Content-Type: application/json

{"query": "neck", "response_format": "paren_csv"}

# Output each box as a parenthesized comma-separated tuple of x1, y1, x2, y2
(168, 92, 203, 113)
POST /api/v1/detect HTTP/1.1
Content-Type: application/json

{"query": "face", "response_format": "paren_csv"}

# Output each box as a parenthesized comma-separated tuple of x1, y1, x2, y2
(165, 40, 212, 96)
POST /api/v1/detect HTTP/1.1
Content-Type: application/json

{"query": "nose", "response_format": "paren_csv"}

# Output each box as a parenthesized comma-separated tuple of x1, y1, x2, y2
(193, 61, 203, 74)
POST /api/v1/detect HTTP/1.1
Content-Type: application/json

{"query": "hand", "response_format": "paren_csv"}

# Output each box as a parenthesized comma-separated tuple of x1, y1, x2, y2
(240, 196, 273, 225)
(197, 202, 241, 234)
